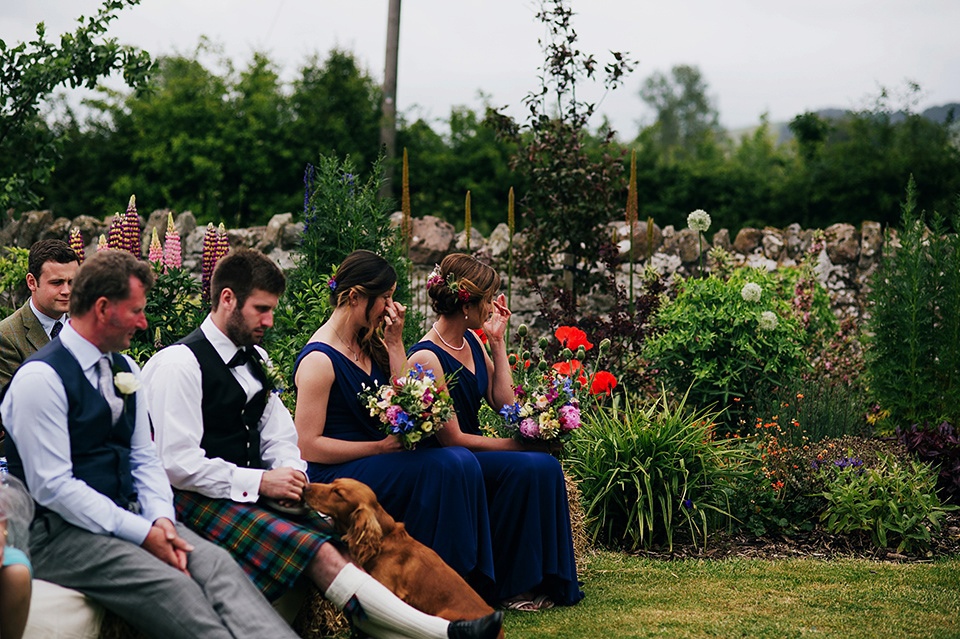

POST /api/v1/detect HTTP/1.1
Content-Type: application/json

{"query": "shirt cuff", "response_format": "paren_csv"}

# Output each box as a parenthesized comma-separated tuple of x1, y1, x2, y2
(141, 500, 177, 527)
(231, 467, 264, 503)
(115, 511, 154, 546)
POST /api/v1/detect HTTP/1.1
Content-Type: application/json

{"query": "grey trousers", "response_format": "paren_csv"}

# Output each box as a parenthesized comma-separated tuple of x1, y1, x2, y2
(29, 512, 301, 639)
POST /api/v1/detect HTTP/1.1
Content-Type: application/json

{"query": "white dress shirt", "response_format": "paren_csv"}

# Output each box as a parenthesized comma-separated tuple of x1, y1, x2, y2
(29, 298, 66, 339)
(0, 322, 176, 545)
(142, 315, 306, 503)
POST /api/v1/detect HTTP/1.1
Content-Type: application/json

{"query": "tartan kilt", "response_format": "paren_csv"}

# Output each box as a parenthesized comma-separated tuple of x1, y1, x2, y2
(174, 489, 336, 601)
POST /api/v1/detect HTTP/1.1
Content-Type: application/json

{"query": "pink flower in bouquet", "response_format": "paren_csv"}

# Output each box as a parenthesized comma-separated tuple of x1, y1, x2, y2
(559, 404, 581, 432)
(519, 418, 539, 438)
(385, 405, 402, 425)
(422, 389, 434, 404)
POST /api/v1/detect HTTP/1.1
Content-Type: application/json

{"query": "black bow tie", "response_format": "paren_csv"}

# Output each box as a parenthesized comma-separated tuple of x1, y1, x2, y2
(228, 346, 260, 368)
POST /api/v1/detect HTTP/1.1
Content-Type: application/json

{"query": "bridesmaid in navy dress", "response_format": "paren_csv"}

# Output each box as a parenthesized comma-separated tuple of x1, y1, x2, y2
(293, 250, 494, 588)
(407, 254, 583, 610)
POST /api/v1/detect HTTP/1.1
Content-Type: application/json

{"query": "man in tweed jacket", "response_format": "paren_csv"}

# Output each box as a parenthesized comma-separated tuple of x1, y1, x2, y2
(0, 239, 79, 455)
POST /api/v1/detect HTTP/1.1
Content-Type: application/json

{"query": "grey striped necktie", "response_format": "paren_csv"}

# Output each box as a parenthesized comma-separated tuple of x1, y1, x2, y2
(97, 356, 124, 423)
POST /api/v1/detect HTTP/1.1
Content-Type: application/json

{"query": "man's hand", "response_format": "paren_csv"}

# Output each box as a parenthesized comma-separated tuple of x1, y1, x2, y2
(142, 517, 193, 574)
(259, 467, 307, 501)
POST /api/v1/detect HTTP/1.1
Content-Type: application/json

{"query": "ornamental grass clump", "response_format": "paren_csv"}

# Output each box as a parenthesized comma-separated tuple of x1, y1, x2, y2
(567, 390, 748, 551)
(818, 453, 957, 554)
(643, 267, 808, 432)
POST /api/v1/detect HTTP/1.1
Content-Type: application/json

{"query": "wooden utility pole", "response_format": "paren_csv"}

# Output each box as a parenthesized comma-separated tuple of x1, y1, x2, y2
(380, 0, 401, 198)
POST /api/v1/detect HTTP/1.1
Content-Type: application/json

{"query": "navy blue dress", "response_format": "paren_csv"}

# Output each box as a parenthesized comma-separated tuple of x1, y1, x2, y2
(293, 342, 495, 586)
(408, 332, 584, 605)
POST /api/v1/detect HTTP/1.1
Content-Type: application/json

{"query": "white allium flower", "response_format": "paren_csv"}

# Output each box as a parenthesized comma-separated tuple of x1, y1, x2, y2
(740, 282, 762, 303)
(687, 209, 711, 233)
(759, 311, 779, 331)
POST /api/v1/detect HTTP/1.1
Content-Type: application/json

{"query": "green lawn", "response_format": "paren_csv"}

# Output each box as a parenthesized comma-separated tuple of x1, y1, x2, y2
(504, 552, 960, 639)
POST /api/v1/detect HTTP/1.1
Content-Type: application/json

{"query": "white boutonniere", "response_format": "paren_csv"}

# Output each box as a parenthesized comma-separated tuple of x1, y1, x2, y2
(113, 372, 141, 395)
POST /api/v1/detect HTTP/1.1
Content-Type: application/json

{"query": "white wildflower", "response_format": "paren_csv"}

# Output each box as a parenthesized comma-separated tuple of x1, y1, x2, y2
(759, 311, 779, 331)
(687, 209, 711, 233)
(740, 282, 762, 303)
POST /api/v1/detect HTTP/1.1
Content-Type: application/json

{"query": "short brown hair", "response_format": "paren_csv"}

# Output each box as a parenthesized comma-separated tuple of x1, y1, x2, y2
(69, 250, 155, 316)
(429, 253, 500, 316)
(211, 249, 286, 311)
(28, 239, 79, 279)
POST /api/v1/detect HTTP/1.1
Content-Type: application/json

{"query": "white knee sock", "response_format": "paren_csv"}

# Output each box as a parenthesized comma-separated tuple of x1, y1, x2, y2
(324, 563, 450, 639)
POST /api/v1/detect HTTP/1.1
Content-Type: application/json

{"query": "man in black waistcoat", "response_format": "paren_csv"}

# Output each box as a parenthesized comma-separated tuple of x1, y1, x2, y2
(142, 248, 501, 639)
(0, 249, 302, 639)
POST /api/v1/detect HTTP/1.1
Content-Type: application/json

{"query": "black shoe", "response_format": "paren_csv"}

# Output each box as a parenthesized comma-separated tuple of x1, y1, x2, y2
(448, 610, 503, 639)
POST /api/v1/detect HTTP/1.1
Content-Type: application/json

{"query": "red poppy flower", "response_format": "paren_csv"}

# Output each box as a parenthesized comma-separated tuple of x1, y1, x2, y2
(555, 326, 593, 351)
(590, 371, 617, 395)
(552, 360, 582, 376)
(474, 328, 487, 344)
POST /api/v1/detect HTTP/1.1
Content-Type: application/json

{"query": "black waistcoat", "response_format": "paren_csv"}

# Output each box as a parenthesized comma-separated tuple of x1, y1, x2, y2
(4, 340, 137, 508)
(177, 328, 267, 468)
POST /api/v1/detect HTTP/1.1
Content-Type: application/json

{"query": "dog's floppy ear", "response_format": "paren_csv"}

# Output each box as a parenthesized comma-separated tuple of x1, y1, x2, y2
(345, 503, 383, 566)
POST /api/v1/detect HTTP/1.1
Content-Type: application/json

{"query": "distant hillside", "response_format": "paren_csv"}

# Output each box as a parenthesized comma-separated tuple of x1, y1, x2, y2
(729, 102, 959, 145)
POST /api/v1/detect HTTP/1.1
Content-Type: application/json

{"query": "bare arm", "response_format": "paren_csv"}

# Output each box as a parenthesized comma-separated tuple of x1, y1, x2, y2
(293, 350, 402, 465)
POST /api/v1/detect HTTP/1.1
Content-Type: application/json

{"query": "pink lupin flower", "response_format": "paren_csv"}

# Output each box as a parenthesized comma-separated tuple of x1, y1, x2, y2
(163, 212, 182, 271)
(69, 227, 85, 262)
(148, 227, 163, 264)
(97, 234, 109, 252)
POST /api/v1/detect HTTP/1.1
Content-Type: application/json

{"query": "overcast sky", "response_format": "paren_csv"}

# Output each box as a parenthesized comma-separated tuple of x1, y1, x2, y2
(3, 0, 959, 137)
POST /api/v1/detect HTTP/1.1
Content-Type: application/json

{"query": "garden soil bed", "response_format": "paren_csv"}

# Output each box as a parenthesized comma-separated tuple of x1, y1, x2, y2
(625, 511, 960, 562)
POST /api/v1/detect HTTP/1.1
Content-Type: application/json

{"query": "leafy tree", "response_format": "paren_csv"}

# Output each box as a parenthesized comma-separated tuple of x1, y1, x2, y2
(0, 0, 151, 211)
(487, 0, 634, 303)
(639, 64, 723, 162)
(289, 49, 382, 171)
(397, 106, 516, 235)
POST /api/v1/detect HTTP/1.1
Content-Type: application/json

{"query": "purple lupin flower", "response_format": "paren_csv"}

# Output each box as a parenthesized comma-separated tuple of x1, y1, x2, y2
(124, 195, 141, 256)
(107, 214, 124, 250)
(68, 227, 85, 262)
(201, 223, 218, 304)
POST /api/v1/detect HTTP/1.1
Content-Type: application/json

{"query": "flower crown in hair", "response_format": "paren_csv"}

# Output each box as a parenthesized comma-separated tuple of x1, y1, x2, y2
(328, 278, 337, 292)
(426, 264, 470, 302)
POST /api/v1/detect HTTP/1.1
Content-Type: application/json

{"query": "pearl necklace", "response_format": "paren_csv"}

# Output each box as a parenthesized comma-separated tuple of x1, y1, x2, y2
(432, 322, 466, 351)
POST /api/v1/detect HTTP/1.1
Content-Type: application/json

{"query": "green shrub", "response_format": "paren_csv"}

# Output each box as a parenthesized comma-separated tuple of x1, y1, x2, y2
(0, 246, 29, 316)
(268, 154, 423, 391)
(127, 266, 205, 365)
(818, 453, 956, 554)
(865, 177, 960, 427)
(643, 267, 809, 431)
(750, 377, 869, 448)
(567, 390, 748, 551)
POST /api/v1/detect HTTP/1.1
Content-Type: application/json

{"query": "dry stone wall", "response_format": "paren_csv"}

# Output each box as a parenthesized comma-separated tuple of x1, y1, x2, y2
(2, 208, 891, 327)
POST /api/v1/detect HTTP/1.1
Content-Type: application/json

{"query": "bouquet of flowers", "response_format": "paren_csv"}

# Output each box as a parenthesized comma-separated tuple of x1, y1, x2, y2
(360, 364, 454, 449)
(499, 370, 581, 442)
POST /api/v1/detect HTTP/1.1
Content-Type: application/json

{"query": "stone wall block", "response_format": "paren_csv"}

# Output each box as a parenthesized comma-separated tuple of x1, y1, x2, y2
(825, 223, 860, 264)
(409, 215, 455, 264)
(733, 227, 764, 254)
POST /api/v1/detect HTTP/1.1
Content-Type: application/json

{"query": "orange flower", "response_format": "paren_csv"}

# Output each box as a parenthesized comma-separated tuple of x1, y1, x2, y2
(590, 371, 617, 395)
(555, 326, 593, 351)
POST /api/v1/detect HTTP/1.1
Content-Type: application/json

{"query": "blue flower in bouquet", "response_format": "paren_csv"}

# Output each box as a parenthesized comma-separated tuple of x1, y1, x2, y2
(360, 366, 454, 449)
